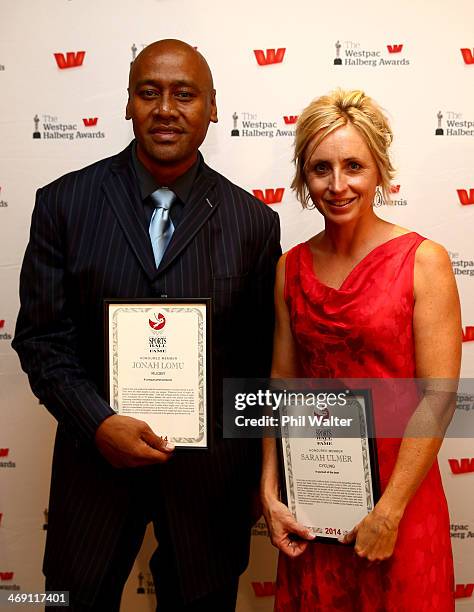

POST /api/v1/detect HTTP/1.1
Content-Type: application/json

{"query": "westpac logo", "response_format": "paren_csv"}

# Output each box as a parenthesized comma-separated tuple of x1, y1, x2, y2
(449, 251, 474, 279)
(83, 117, 99, 127)
(457, 189, 474, 205)
(0, 320, 4, 329)
(33, 114, 105, 140)
(389, 184, 401, 194)
(0, 449, 8, 457)
(449, 458, 474, 474)
(460, 49, 474, 65)
(251, 582, 275, 597)
(0, 572, 14, 582)
(435, 110, 474, 137)
(231, 112, 295, 138)
(455, 584, 474, 599)
(463, 326, 474, 342)
(333, 39, 410, 67)
(387, 44, 403, 53)
(253, 48, 286, 66)
(253, 188, 285, 205)
(54, 51, 85, 69)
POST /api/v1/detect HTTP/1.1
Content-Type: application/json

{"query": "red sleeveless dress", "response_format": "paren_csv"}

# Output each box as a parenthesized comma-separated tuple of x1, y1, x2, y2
(275, 233, 454, 612)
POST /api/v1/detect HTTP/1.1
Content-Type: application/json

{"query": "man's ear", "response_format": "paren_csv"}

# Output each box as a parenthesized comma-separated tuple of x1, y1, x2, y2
(210, 89, 218, 124)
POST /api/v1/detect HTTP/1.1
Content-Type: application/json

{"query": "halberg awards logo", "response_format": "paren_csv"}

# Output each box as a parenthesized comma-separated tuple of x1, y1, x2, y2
(252, 188, 285, 205)
(455, 584, 474, 599)
(32, 114, 105, 140)
(463, 326, 474, 342)
(0, 448, 15, 469)
(136, 571, 155, 595)
(54, 51, 85, 70)
(373, 185, 407, 208)
(448, 250, 474, 279)
(231, 112, 296, 139)
(448, 458, 474, 474)
(0, 571, 20, 593)
(435, 110, 474, 137)
(457, 189, 474, 206)
(333, 40, 409, 67)
(0, 186, 8, 209)
(0, 319, 11, 341)
(460, 48, 474, 65)
(253, 48, 286, 66)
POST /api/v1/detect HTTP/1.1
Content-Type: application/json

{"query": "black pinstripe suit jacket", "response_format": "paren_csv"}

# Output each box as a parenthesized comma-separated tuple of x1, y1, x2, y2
(13, 143, 281, 605)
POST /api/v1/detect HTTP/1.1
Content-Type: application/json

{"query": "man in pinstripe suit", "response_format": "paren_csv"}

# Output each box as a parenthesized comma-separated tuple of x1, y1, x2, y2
(13, 40, 281, 611)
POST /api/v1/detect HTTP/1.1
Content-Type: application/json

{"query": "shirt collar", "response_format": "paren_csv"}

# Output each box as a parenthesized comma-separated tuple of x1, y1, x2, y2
(131, 141, 200, 203)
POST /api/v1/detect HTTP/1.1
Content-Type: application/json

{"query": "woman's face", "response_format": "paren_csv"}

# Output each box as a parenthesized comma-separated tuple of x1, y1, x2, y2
(304, 123, 380, 225)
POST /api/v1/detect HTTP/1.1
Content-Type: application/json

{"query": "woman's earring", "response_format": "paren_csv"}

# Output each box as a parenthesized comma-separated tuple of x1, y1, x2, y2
(374, 186, 384, 208)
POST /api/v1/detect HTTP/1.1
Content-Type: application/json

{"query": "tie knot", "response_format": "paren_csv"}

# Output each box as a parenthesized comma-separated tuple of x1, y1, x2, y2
(150, 188, 176, 211)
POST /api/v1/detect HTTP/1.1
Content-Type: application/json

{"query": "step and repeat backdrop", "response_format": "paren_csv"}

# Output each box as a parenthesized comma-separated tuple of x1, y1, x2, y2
(1, 0, 473, 609)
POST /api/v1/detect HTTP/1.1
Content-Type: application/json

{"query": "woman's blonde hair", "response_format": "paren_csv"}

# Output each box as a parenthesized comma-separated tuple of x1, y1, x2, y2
(292, 89, 395, 207)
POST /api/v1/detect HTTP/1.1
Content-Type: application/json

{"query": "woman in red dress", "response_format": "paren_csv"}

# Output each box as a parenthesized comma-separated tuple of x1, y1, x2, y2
(261, 90, 461, 611)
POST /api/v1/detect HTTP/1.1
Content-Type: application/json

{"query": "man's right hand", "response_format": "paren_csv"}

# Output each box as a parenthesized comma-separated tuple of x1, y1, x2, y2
(94, 415, 175, 468)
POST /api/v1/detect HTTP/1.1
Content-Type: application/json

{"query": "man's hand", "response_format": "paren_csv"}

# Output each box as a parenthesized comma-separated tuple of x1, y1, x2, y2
(95, 415, 175, 468)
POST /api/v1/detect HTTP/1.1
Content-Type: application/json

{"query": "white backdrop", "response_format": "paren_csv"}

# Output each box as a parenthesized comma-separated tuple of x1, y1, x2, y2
(0, 0, 473, 610)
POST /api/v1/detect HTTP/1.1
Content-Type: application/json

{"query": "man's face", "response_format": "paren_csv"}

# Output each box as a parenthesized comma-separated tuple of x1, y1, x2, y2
(126, 45, 217, 172)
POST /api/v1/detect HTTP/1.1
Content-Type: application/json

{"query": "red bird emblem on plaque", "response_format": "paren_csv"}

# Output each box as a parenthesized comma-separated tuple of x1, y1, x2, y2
(149, 313, 166, 331)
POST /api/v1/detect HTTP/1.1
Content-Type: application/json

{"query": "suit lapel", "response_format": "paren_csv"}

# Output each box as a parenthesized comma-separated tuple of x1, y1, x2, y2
(102, 144, 158, 282)
(156, 161, 219, 276)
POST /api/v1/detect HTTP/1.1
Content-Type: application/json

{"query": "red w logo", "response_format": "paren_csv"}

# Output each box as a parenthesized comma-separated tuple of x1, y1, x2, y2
(82, 118, 98, 127)
(448, 458, 474, 474)
(390, 184, 400, 194)
(254, 49, 286, 66)
(463, 326, 474, 342)
(0, 572, 13, 581)
(0, 514, 3, 526)
(251, 582, 275, 597)
(0, 449, 9, 458)
(455, 584, 474, 599)
(253, 188, 285, 205)
(54, 51, 86, 69)
(387, 44, 403, 53)
(283, 115, 298, 125)
(460, 49, 474, 65)
(0, 320, 4, 329)
(457, 189, 474, 205)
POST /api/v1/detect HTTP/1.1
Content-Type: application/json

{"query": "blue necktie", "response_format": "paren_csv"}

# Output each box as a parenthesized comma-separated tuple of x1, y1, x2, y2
(149, 188, 176, 267)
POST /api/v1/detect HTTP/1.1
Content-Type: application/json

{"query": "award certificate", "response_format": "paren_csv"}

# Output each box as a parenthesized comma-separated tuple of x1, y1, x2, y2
(105, 299, 210, 448)
(279, 391, 379, 542)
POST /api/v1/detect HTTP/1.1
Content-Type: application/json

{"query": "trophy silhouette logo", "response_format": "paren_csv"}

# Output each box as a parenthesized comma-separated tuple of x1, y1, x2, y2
(33, 114, 41, 139)
(435, 111, 444, 135)
(231, 112, 239, 136)
(334, 40, 342, 65)
(131, 43, 137, 65)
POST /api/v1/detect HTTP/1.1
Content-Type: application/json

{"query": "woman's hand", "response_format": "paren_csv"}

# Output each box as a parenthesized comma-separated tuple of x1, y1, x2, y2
(263, 496, 316, 557)
(340, 504, 401, 562)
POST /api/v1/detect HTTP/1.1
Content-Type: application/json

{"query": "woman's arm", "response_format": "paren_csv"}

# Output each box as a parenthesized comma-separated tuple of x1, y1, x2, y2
(342, 240, 462, 561)
(261, 253, 316, 557)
